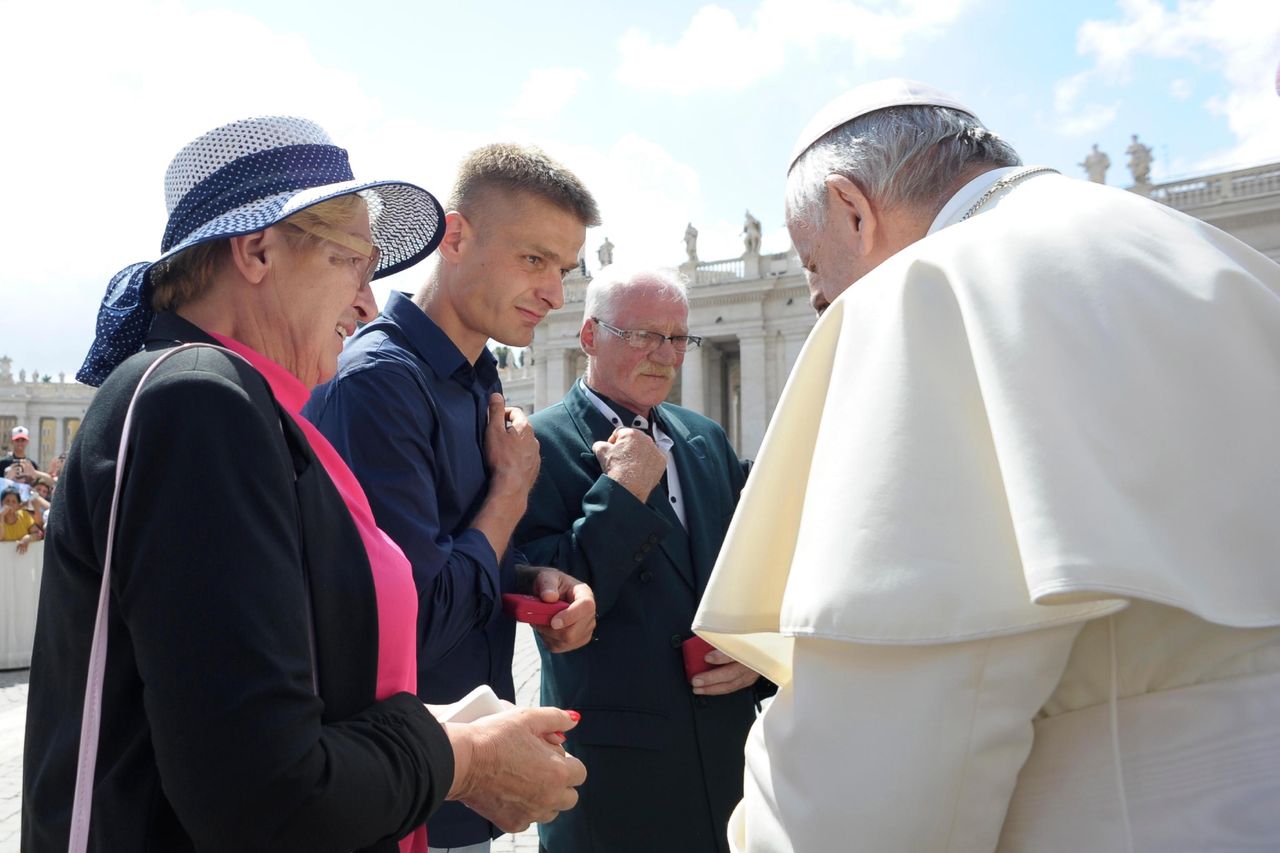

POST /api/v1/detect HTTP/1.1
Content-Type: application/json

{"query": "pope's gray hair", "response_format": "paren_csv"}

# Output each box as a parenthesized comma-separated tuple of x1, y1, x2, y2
(786, 105, 1021, 228)
(582, 265, 688, 329)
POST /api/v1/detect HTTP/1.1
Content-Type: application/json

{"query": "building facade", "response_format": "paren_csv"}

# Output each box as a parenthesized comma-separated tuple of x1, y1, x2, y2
(0, 359, 93, 467)
(1145, 161, 1280, 261)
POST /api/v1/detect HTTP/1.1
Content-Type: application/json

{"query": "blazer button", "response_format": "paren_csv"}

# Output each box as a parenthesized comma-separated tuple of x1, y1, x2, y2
(695, 696, 709, 708)
(647, 533, 659, 544)
(633, 552, 646, 563)
(670, 634, 683, 648)
(639, 570, 654, 583)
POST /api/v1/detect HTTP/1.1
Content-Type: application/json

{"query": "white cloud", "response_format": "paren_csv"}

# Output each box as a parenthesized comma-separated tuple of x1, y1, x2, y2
(617, 6, 779, 94)
(1169, 78, 1192, 99)
(1053, 72, 1089, 113)
(568, 137, 796, 273)
(508, 68, 590, 121)
(567, 133, 705, 270)
(1057, 102, 1122, 136)
(481, 129, 787, 273)
(1062, 0, 1280, 169)
(1051, 70, 1121, 137)
(615, 0, 976, 95)
(0, 0, 466, 374)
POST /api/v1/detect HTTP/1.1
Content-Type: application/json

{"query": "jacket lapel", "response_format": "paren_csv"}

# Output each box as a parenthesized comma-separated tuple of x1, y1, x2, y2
(645, 479, 696, 591)
(565, 383, 697, 591)
(644, 406, 696, 591)
(564, 380, 616, 450)
(658, 407, 719, 592)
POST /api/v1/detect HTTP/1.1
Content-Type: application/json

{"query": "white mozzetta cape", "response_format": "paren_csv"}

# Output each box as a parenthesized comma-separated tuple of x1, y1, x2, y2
(694, 172, 1280, 686)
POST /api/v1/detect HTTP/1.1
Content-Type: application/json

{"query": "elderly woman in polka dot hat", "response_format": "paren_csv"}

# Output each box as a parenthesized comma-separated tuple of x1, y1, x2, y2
(23, 117, 585, 853)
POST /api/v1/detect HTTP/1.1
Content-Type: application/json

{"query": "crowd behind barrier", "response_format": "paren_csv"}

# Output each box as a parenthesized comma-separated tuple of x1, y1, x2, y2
(2, 462, 54, 670)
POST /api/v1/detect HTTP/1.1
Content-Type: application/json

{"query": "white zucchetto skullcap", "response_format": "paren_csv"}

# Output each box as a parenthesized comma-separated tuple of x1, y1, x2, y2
(788, 78, 978, 172)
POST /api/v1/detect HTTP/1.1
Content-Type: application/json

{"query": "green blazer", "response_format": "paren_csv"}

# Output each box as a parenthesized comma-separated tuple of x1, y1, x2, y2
(517, 379, 759, 853)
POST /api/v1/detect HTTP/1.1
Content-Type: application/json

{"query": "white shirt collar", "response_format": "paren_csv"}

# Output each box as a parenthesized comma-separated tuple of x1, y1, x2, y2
(927, 166, 1021, 236)
(580, 381, 674, 453)
(579, 380, 687, 527)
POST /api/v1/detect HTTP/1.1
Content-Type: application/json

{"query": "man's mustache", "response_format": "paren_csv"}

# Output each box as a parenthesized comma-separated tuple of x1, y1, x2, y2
(639, 363, 677, 379)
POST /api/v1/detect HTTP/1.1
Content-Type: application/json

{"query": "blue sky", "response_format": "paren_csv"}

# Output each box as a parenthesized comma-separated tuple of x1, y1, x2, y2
(3, 0, 1278, 375)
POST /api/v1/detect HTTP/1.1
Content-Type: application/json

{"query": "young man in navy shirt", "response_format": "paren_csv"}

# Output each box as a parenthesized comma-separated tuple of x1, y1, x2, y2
(306, 144, 600, 852)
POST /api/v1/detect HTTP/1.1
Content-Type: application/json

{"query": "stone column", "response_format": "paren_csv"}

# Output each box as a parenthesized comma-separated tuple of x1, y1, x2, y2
(738, 330, 768, 456)
(783, 329, 807, 377)
(705, 345, 725, 428)
(544, 347, 570, 408)
(534, 353, 549, 411)
(681, 345, 705, 414)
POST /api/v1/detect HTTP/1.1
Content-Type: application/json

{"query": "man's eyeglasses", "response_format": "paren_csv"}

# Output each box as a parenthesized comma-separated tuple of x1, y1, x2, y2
(592, 318, 703, 353)
(287, 221, 381, 288)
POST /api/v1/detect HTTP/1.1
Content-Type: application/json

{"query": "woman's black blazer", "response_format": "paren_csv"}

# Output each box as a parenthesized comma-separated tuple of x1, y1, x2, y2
(22, 313, 452, 852)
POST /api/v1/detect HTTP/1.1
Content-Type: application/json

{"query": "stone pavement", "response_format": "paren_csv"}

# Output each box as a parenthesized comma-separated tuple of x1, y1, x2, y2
(0, 627, 545, 853)
(0, 669, 28, 853)
(492, 622, 543, 853)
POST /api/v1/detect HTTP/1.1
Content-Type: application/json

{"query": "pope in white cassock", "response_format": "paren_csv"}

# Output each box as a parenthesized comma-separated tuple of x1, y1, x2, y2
(693, 79, 1280, 852)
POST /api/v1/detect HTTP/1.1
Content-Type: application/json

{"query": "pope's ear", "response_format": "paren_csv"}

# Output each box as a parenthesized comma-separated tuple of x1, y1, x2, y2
(824, 174, 878, 257)
(436, 211, 468, 263)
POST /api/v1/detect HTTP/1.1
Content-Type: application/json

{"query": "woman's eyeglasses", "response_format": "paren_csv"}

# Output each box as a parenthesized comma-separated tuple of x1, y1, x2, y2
(286, 221, 381, 288)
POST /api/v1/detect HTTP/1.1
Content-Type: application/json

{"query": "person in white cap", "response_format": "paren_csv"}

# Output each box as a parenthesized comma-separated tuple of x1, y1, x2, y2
(1, 422, 45, 473)
(693, 78, 1280, 851)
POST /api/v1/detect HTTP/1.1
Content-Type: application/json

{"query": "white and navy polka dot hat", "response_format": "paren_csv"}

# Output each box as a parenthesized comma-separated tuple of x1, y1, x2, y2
(78, 116, 444, 386)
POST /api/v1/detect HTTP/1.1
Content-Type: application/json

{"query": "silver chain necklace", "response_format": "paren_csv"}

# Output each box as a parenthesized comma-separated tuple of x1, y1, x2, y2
(959, 166, 1059, 222)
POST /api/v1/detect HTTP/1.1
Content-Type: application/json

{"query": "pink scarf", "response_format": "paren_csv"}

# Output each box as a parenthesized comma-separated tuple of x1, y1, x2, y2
(209, 334, 425, 853)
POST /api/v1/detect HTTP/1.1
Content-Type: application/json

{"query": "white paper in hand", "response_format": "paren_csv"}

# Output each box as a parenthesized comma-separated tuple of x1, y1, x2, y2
(427, 684, 505, 723)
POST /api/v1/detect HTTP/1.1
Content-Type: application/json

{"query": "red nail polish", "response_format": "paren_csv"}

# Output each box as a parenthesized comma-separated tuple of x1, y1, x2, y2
(567, 710, 581, 722)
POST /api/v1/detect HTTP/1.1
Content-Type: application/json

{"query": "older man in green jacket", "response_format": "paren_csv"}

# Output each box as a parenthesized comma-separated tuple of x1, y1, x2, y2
(517, 266, 768, 853)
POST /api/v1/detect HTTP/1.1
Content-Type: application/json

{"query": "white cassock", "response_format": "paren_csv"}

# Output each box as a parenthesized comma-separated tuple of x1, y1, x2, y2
(693, 167, 1280, 852)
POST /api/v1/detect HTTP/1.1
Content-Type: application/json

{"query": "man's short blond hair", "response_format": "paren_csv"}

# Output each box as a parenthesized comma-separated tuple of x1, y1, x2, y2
(448, 143, 601, 229)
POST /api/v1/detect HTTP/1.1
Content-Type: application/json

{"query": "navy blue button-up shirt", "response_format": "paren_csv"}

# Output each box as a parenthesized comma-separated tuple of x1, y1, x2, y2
(304, 290, 517, 845)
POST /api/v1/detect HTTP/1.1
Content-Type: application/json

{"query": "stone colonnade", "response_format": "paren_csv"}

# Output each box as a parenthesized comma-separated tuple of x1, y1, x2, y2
(0, 358, 94, 464)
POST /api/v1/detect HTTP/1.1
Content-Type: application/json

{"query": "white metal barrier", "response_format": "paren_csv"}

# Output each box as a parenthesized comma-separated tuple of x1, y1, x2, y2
(0, 540, 43, 669)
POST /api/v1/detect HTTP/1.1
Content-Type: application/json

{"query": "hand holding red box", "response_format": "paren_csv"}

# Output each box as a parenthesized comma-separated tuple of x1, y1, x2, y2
(502, 593, 570, 626)
(682, 635, 718, 681)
